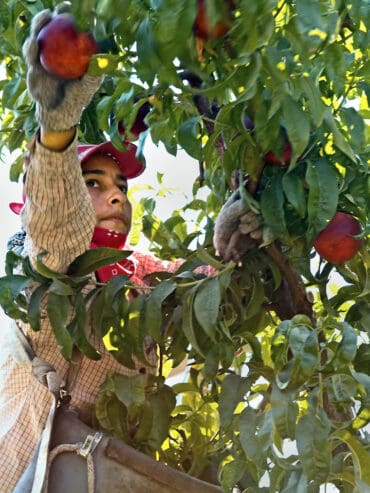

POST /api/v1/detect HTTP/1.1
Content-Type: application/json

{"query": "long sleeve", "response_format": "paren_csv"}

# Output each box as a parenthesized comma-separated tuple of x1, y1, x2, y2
(21, 135, 96, 273)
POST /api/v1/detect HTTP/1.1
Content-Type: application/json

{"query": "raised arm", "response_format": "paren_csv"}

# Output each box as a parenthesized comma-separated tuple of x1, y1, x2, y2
(21, 10, 103, 273)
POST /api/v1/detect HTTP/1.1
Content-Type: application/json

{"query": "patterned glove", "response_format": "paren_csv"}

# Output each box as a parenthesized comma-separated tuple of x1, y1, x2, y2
(22, 9, 103, 132)
(213, 190, 262, 262)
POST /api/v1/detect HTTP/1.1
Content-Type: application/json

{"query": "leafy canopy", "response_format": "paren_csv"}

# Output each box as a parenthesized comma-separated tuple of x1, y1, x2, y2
(0, 1, 369, 491)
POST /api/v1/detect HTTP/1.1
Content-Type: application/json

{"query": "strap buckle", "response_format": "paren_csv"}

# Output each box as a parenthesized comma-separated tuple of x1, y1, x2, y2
(78, 432, 103, 458)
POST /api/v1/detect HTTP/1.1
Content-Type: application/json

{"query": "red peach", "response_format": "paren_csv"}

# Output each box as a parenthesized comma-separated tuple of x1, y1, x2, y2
(37, 14, 98, 80)
(313, 212, 362, 264)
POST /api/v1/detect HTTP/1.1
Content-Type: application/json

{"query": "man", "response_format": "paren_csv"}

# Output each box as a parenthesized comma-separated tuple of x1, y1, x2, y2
(0, 9, 178, 489)
(0, 8, 259, 491)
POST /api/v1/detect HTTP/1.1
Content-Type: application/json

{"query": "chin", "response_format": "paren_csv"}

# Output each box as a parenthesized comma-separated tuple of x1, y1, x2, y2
(99, 221, 128, 234)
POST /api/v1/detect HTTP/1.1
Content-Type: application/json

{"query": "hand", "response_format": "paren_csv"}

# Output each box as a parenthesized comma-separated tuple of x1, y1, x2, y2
(213, 190, 262, 262)
(22, 9, 103, 132)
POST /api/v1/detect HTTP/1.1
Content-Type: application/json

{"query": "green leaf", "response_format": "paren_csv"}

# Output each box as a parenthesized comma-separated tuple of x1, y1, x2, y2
(46, 292, 73, 360)
(219, 374, 250, 428)
(0, 274, 30, 301)
(27, 284, 49, 332)
(239, 408, 268, 467)
(277, 327, 318, 390)
(300, 76, 326, 127)
(144, 280, 176, 340)
(336, 322, 358, 364)
(260, 173, 290, 242)
(289, 326, 318, 373)
(296, 409, 331, 482)
(136, 17, 161, 84)
(341, 106, 365, 151)
(71, 0, 96, 30)
(88, 53, 119, 76)
(333, 429, 370, 485)
(219, 458, 247, 493)
(235, 52, 262, 102)
(244, 275, 267, 320)
(280, 470, 309, 493)
(295, 0, 325, 32)
(35, 254, 71, 281)
(94, 390, 129, 442)
(324, 110, 357, 162)
(68, 293, 101, 360)
(193, 277, 220, 342)
(112, 373, 146, 411)
(283, 97, 311, 167)
(306, 157, 339, 241)
(2, 77, 27, 109)
(177, 116, 202, 160)
(195, 246, 226, 271)
(331, 373, 358, 404)
(92, 275, 128, 337)
(270, 385, 297, 440)
(68, 248, 132, 277)
(282, 171, 306, 218)
(0, 274, 30, 320)
(145, 381, 176, 450)
(182, 286, 204, 357)
(49, 279, 75, 296)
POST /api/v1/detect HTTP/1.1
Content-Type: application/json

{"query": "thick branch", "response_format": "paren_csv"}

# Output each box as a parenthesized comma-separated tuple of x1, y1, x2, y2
(264, 244, 314, 321)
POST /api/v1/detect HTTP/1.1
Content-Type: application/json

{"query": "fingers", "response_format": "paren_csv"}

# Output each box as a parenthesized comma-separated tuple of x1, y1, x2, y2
(30, 9, 53, 37)
(223, 230, 257, 262)
(223, 230, 242, 262)
(68, 73, 104, 101)
(214, 197, 262, 261)
(23, 10, 52, 67)
(239, 210, 262, 239)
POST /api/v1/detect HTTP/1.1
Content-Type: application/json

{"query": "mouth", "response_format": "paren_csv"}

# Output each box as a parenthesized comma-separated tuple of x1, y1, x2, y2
(99, 215, 128, 232)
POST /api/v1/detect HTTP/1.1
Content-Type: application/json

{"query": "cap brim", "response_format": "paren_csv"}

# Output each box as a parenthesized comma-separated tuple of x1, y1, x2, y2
(77, 141, 145, 179)
(9, 202, 24, 215)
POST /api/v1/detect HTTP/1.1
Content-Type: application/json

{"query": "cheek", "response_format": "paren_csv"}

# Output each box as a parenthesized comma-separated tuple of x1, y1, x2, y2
(125, 202, 132, 222)
(87, 189, 104, 216)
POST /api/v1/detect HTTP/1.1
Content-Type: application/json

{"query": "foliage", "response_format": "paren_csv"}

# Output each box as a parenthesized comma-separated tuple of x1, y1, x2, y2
(0, 0, 370, 491)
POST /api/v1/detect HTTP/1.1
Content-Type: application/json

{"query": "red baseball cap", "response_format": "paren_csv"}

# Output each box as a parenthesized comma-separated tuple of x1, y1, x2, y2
(9, 200, 25, 215)
(77, 141, 145, 179)
(9, 141, 145, 215)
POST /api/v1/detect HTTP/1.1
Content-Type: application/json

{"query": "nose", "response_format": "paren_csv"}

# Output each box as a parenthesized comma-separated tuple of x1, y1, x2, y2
(108, 186, 127, 205)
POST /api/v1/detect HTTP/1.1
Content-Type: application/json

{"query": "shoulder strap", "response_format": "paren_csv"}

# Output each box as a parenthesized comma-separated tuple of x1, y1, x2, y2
(11, 322, 84, 492)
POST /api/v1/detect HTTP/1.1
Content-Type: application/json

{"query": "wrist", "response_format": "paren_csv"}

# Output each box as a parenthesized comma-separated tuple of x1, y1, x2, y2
(39, 126, 76, 151)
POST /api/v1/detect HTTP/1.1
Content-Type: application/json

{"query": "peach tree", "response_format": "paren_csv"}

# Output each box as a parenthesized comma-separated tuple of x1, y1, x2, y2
(0, 1, 369, 491)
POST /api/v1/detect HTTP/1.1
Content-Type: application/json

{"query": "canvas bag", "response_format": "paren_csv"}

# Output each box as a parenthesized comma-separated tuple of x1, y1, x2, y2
(12, 324, 222, 493)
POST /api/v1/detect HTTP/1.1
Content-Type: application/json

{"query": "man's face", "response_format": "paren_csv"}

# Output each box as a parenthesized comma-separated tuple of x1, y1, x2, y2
(82, 154, 132, 234)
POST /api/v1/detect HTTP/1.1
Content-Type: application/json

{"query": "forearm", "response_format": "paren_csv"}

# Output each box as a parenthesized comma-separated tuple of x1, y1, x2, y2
(23, 134, 96, 273)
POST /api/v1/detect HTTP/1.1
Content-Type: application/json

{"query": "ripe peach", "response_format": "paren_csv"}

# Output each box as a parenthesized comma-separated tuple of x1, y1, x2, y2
(313, 212, 362, 264)
(37, 14, 98, 79)
(264, 139, 292, 168)
(117, 101, 151, 139)
(193, 0, 234, 40)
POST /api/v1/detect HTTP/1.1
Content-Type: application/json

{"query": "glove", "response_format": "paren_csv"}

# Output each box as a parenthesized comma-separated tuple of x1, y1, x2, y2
(213, 190, 262, 262)
(22, 9, 103, 132)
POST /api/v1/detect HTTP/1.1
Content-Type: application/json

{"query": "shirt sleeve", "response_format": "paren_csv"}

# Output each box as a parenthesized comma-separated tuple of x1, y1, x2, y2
(21, 135, 96, 273)
(128, 251, 216, 287)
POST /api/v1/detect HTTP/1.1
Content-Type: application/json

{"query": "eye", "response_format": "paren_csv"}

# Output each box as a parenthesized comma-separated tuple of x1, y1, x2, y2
(85, 178, 100, 188)
(118, 183, 128, 194)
